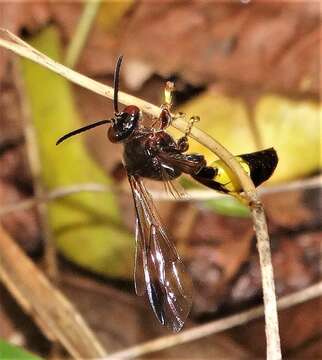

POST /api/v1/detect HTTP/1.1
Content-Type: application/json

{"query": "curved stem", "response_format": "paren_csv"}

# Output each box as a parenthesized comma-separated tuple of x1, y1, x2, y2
(0, 29, 281, 359)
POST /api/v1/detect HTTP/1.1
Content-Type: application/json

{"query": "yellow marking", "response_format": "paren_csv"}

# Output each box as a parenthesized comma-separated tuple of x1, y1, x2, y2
(210, 156, 251, 192)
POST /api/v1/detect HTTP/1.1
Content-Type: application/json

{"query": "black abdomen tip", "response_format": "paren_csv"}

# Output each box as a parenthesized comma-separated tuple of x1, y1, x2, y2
(240, 148, 278, 187)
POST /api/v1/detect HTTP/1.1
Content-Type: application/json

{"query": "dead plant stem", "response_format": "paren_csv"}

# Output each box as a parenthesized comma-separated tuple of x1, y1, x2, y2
(0, 176, 321, 218)
(0, 225, 107, 358)
(0, 29, 281, 359)
(107, 281, 322, 359)
(65, 0, 101, 68)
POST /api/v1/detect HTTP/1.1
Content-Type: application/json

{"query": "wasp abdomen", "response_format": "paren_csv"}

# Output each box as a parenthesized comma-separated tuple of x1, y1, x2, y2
(193, 148, 278, 194)
(239, 148, 278, 187)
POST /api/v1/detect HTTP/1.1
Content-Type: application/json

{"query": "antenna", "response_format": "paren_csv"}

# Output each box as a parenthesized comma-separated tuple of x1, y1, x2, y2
(113, 55, 123, 114)
(56, 55, 124, 145)
(56, 119, 111, 145)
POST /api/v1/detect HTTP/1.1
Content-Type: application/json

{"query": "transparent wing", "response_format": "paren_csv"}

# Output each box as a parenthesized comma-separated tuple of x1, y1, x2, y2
(134, 217, 146, 296)
(160, 164, 188, 200)
(128, 175, 193, 332)
(157, 151, 206, 175)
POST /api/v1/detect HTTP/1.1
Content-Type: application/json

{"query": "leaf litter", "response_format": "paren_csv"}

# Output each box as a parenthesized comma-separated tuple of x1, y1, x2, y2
(0, 1, 321, 358)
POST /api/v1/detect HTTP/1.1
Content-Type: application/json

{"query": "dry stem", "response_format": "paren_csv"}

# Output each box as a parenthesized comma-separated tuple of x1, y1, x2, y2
(0, 29, 281, 359)
(0, 175, 320, 218)
(0, 225, 107, 358)
(65, 0, 101, 68)
(107, 281, 322, 359)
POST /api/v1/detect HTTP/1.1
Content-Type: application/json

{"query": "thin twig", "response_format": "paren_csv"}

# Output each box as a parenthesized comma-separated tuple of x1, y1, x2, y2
(1, 175, 320, 218)
(259, 175, 322, 195)
(0, 30, 156, 116)
(0, 183, 112, 217)
(0, 225, 107, 359)
(107, 281, 322, 359)
(0, 29, 281, 358)
(65, 0, 101, 68)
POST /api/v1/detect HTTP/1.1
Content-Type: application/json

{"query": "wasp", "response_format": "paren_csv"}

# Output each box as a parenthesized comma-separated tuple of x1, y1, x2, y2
(57, 56, 278, 331)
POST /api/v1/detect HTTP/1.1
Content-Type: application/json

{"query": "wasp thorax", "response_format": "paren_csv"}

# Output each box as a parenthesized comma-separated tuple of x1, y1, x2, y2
(108, 105, 141, 143)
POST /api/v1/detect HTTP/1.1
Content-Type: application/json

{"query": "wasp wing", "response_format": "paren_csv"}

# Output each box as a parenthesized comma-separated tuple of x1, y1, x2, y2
(157, 151, 206, 175)
(128, 175, 193, 332)
(160, 164, 188, 200)
(134, 217, 146, 296)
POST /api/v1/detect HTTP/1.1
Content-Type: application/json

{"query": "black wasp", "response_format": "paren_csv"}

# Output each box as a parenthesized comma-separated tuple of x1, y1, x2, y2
(57, 56, 278, 332)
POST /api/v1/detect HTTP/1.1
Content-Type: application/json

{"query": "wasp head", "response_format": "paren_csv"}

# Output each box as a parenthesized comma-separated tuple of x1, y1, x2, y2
(108, 105, 141, 143)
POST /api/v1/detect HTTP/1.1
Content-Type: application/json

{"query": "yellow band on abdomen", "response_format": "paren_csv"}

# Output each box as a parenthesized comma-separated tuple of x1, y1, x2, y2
(209, 157, 251, 193)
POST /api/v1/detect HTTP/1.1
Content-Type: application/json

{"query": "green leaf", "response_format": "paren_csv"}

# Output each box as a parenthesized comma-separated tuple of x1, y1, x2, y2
(204, 198, 250, 218)
(0, 339, 42, 360)
(20, 27, 133, 278)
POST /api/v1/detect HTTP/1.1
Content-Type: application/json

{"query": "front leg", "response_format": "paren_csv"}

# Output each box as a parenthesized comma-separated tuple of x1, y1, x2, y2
(174, 114, 200, 153)
(156, 81, 175, 131)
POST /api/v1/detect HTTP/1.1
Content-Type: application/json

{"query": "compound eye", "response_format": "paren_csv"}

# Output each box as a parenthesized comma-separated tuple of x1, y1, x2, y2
(123, 105, 140, 117)
(108, 107, 140, 143)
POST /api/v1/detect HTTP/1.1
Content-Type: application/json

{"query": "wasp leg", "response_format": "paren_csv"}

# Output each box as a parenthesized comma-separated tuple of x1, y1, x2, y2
(156, 81, 175, 130)
(176, 115, 200, 153)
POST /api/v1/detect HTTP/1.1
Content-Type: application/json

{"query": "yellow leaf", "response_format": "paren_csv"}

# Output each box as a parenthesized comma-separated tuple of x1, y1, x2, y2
(20, 27, 133, 278)
(170, 91, 320, 184)
(169, 92, 256, 164)
(256, 95, 321, 182)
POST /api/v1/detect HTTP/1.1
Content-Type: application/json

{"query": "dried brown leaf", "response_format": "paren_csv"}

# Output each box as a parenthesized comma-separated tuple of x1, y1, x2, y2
(0, 1, 50, 81)
(187, 211, 253, 313)
(0, 181, 40, 253)
(120, 2, 320, 95)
